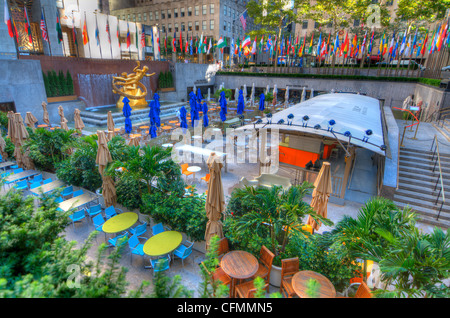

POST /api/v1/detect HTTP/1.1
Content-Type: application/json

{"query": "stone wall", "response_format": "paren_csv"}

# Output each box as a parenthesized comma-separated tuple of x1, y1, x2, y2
(414, 84, 450, 121)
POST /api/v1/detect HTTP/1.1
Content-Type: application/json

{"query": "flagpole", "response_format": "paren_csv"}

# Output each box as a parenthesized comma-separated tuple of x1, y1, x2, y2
(106, 16, 113, 59)
(83, 11, 92, 58)
(6, 0, 19, 59)
(24, 6, 37, 54)
(72, 11, 79, 57)
(94, 10, 103, 59)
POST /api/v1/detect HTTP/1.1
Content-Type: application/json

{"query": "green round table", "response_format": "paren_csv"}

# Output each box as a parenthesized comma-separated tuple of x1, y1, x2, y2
(102, 212, 139, 234)
(143, 231, 183, 257)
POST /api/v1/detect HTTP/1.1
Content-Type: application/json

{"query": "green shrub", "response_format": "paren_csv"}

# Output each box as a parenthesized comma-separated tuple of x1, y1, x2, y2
(66, 70, 74, 95)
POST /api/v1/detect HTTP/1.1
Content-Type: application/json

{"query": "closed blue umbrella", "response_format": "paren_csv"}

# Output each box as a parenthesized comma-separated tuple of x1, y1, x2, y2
(197, 88, 203, 103)
(237, 89, 245, 115)
(153, 93, 161, 127)
(202, 102, 209, 127)
(219, 91, 227, 122)
(148, 100, 156, 125)
(150, 123, 157, 138)
(189, 91, 197, 127)
(122, 97, 132, 134)
(179, 106, 188, 130)
(259, 93, 265, 111)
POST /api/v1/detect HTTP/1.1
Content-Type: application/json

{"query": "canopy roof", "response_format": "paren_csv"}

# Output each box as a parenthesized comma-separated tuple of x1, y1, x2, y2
(240, 93, 386, 156)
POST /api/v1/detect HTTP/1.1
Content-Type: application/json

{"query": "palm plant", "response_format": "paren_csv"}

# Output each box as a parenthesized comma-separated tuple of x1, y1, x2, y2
(106, 144, 173, 196)
(233, 183, 333, 261)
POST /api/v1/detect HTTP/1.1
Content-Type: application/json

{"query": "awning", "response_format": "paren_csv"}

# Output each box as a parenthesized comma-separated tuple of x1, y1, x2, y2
(238, 93, 387, 156)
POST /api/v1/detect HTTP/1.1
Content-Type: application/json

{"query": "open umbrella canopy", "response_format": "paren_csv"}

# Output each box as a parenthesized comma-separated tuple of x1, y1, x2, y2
(25, 112, 38, 130)
(204, 152, 225, 247)
(179, 106, 188, 130)
(123, 97, 133, 134)
(219, 91, 227, 122)
(96, 130, 116, 207)
(42, 101, 50, 126)
(259, 93, 265, 111)
(202, 102, 209, 127)
(74, 109, 85, 132)
(306, 162, 332, 231)
(237, 89, 245, 115)
(58, 105, 69, 131)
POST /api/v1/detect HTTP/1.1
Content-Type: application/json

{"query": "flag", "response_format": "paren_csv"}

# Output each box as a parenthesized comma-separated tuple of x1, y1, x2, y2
(207, 37, 212, 54)
(361, 31, 367, 56)
(173, 32, 176, 52)
(190, 35, 193, 55)
(126, 23, 131, 48)
(404, 34, 411, 56)
(388, 31, 395, 56)
(198, 33, 203, 53)
(141, 25, 146, 48)
(243, 45, 251, 56)
(367, 30, 374, 56)
(317, 33, 322, 56)
(202, 36, 207, 53)
(242, 35, 251, 48)
(95, 20, 100, 46)
(56, 10, 63, 44)
(259, 35, 264, 54)
(185, 33, 188, 53)
(82, 17, 89, 45)
(437, 23, 447, 51)
(24, 6, 32, 44)
(342, 32, 349, 57)
(72, 16, 78, 47)
(179, 29, 182, 52)
(4, 0, 13, 38)
(333, 33, 340, 55)
(106, 18, 111, 43)
(239, 9, 248, 31)
(217, 36, 227, 48)
(230, 37, 234, 56)
(251, 36, 257, 54)
(399, 30, 407, 55)
(40, 11, 49, 42)
(308, 33, 314, 54)
(265, 35, 272, 52)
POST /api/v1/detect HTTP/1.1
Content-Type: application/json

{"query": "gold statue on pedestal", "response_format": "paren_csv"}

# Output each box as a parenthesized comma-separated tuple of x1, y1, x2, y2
(112, 61, 155, 110)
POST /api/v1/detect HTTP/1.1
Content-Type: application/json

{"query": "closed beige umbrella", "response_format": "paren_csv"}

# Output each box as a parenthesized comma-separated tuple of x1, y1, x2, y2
(13, 113, 34, 169)
(42, 101, 50, 126)
(74, 109, 85, 132)
(7, 111, 15, 142)
(96, 131, 116, 207)
(306, 162, 332, 232)
(25, 112, 38, 131)
(128, 137, 140, 147)
(107, 111, 115, 140)
(0, 135, 8, 160)
(58, 105, 69, 131)
(204, 152, 225, 249)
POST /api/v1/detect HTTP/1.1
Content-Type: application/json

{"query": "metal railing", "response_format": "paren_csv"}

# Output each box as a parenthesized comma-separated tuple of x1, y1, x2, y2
(430, 135, 446, 220)
(393, 107, 420, 147)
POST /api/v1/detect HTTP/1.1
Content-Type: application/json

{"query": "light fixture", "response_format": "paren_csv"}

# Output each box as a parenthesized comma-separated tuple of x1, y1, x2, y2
(287, 114, 294, 125)
(362, 129, 373, 142)
(314, 124, 321, 130)
(302, 115, 309, 127)
(328, 119, 336, 132)
(277, 119, 285, 125)
(266, 113, 272, 124)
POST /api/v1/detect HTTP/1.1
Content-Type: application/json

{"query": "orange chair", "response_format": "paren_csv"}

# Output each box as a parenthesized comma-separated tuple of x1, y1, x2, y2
(251, 246, 275, 290)
(235, 280, 269, 298)
(201, 173, 211, 184)
(339, 281, 373, 298)
(200, 261, 231, 288)
(217, 237, 230, 259)
(181, 163, 193, 181)
(280, 257, 299, 298)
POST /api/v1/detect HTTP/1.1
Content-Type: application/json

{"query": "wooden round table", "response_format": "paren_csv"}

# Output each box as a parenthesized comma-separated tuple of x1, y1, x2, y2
(37, 124, 49, 128)
(143, 231, 182, 257)
(220, 251, 259, 297)
(292, 270, 336, 298)
(169, 120, 178, 124)
(102, 212, 139, 234)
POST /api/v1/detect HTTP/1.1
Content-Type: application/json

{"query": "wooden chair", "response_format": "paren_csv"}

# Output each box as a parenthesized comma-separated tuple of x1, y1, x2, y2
(235, 280, 269, 298)
(201, 173, 211, 184)
(181, 163, 193, 181)
(340, 281, 373, 298)
(217, 237, 230, 259)
(251, 245, 275, 290)
(200, 261, 231, 287)
(280, 257, 299, 298)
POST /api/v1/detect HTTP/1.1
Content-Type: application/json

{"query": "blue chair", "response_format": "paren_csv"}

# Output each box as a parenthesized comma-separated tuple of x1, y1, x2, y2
(54, 196, 64, 204)
(1, 171, 11, 178)
(68, 209, 86, 229)
(92, 214, 106, 240)
(0, 154, 3, 163)
(61, 186, 73, 198)
(105, 206, 122, 220)
(43, 178, 52, 184)
(128, 234, 148, 264)
(11, 165, 18, 169)
(152, 223, 167, 236)
(29, 181, 41, 190)
(150, 255, 171, 275)
(14, 168, 23, 174)
(108, 232, 128, 248)
(31, 174, 43, 183)
(129, 222, 148, 237)
(87, 204, 102, 219)
(72, 189, 83, 198)
(14, 180, 28, 191)
(173, 240, 194, 267)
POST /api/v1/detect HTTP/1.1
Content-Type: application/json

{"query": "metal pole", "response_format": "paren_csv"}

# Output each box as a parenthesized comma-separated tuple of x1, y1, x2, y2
(41, 7, 52, 56)
(84, 11, 92, 58)
(95, 10, 103, 59)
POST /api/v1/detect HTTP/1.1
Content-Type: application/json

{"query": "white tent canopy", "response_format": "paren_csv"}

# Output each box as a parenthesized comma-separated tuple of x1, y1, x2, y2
(239, 93, 387, 156)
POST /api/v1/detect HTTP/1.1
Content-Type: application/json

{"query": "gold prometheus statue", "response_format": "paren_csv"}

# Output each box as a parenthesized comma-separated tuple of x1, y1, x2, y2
(112, 61, 155, 109)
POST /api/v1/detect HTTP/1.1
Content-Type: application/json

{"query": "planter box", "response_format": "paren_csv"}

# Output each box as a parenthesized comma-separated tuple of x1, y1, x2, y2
(159, 87, 175, 92)
(47, 95, 78, 103)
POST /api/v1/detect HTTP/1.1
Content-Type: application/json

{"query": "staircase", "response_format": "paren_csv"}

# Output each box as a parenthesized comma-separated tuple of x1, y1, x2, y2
(393, 147, 450, 229)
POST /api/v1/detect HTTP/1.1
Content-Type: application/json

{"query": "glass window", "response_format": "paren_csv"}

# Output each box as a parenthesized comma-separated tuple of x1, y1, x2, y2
(210, 4, 214, 14)
(143, 12, 147, 21)
(127, 14, 130, 20)
(168, 23, 172, 33)
(138, 13, 141, 21)
(175, 23, 178, 32)
(302, 20, 308, 29)
(161, 10, 165, 19)
(353, 19, 360, 27)
(202, 20, 206, 30)
(161, 25, 165, 32)
(167, 9, 171, 19)
(195, 21, 199, 31)
(188, 7, 192, 16)
(181, 22, 185, 31)
(228, 22, 231, 32)
(233, 9, 235, 19)
(210, 19, 214, 30)
(202, 4, 207, 15)
(314, 21, 319, 28)
(224, 5, 227, 16)
(188, 21, 192, 31)
(223, 21, 226, 31)
(181, 8, 185, 17)
(155, 11, 158, 20)
(195, 5, 199, 16)
(174, 8, 178, 18)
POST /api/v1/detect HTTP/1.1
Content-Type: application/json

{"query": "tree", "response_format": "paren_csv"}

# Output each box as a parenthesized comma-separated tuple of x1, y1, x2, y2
(246, 0, 312, 67)
(57, 70, 66, 96)
(66, 70, 74, 96)
(395, 0, 450, 28)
